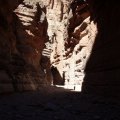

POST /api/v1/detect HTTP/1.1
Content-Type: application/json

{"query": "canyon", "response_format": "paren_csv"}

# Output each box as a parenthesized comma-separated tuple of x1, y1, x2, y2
(0, 0, 120, 98)
(1, 0, 120, 120)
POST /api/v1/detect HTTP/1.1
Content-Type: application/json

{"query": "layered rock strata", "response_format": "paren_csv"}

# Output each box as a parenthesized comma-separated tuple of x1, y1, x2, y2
(0, 0, 48, 93)
(44, 0, 97, 91)
(0, 0, 98, 93)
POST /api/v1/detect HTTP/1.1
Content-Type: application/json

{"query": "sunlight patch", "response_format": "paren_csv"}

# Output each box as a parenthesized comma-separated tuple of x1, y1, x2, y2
(54, 85, 82, 92)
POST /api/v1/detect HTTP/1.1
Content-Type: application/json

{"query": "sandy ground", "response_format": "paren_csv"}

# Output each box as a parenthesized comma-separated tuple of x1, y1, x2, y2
(0, 86, 120, 120)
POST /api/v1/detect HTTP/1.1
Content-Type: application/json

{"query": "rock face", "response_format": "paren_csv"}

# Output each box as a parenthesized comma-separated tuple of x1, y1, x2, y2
(0, 0, 97, 93)
(45, 0, 74, 85)
(44, 0, 97, 90)
(0, 0, 48, 93)
(45, 0, 120, 97)
(1, 0, 120, 97)
(82, 0, 120, 96)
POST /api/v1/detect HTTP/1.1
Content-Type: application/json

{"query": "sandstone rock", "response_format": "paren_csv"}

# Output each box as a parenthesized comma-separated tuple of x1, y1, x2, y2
(45, 0, 97, 89)
(0, 0, 49, 93)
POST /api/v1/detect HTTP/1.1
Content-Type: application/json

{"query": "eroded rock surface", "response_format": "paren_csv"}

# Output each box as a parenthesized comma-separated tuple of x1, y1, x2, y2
(82, 0, 120, 96)
(0, 0, 49, 93)
(44, 0, 97, 90)
(0, 0, 98, 93)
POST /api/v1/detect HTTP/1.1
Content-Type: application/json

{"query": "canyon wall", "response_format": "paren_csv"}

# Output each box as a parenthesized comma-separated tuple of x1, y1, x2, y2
(82, 0, 120, 96)
(44, 0, 97, 90)
(0, 0, 49, 93)
(0, 0, 97, 93)
(1, 0, 119, 96)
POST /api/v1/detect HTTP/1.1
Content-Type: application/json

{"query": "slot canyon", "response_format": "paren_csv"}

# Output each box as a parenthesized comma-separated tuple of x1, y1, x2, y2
(0, 0, 120, 119)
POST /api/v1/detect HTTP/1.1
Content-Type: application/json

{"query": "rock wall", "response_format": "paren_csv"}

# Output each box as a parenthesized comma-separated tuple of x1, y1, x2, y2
(43, 0, 74, 85)
(1, 0, 119, 96)
(0, 0, 48, 93)
(44, 0, 120, 96)
(44, 0, 97, 90)
(63, 1, 97, 90)
(82, 0, 120, 96)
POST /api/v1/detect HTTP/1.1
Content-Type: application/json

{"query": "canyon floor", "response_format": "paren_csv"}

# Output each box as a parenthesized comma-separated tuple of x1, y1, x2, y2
(0, 86, 120, 120)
